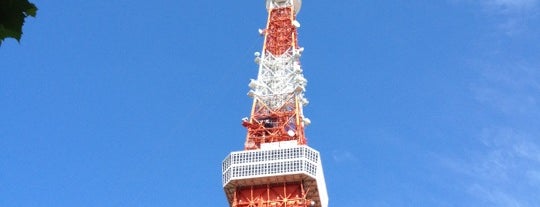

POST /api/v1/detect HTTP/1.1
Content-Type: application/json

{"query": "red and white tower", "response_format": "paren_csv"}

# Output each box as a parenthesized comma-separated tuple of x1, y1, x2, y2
(222, 0, 328, 207)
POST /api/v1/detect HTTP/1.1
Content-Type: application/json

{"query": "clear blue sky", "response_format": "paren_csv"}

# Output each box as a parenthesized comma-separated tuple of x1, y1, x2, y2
(2, 0, 540, 206)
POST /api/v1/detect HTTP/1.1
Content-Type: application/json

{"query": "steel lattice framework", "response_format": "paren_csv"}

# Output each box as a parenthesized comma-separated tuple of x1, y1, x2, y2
(223, 1, 328, 207)
(244, 1, 308, 151)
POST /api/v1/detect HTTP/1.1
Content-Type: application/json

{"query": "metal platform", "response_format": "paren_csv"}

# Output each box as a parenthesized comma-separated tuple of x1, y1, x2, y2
(222, 143, 328, 207)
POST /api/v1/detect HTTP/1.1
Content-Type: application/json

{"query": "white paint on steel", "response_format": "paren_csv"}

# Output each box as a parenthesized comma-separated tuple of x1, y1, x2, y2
(248, 48, 308, 111)
(265, 0, 302, 14)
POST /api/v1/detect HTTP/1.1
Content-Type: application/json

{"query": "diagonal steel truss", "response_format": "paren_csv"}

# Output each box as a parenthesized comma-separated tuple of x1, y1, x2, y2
(243, 5, 309, 150)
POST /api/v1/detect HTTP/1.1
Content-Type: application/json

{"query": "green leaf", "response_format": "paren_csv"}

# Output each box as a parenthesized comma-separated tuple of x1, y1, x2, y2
(0, 0, 38, 45)
(25, 4, 38, 17)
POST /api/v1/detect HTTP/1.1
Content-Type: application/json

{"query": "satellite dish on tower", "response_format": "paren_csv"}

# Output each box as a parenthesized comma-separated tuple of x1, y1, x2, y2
(287, 129, 295, 137)
(294, 0, 302, 14)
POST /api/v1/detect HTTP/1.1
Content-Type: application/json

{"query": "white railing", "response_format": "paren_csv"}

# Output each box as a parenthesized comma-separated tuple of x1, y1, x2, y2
(222, 144, 320, 186)
(222, 143, 328, 207)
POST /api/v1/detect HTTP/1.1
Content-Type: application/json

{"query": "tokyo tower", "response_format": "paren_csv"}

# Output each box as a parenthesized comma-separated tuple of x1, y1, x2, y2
(222, 0, 328, 206)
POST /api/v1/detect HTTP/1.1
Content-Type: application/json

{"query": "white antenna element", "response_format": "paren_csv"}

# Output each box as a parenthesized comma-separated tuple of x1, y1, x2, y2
(303, 117, 311, 126)
(258, 29, 265, 35)
(249, 49, 308, 110)
(265, 0, 302, 14)
(293, 20, 301, 28)
(287, 129, 295, 137)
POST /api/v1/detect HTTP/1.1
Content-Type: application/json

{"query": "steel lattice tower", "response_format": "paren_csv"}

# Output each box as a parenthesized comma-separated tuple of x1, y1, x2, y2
(222, 0, 328, 207)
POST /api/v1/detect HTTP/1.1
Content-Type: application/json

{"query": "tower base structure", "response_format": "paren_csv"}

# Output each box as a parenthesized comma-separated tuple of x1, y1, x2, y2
(222, 141, 328, 207)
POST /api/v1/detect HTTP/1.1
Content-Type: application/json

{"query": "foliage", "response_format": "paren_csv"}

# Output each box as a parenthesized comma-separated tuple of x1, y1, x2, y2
(0, 0, 37, 45)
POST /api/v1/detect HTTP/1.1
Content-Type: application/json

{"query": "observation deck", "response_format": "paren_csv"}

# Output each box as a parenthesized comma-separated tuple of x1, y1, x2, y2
(222, 141, 328, 207)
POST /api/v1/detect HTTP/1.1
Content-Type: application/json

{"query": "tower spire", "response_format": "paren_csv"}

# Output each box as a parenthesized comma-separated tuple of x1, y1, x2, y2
(222, 1, 328, 206)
